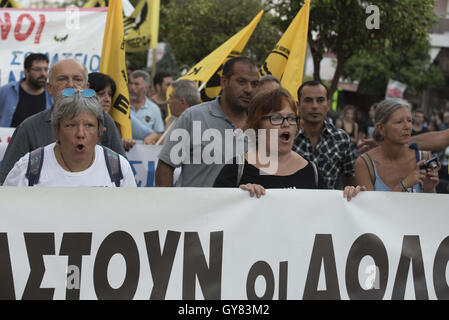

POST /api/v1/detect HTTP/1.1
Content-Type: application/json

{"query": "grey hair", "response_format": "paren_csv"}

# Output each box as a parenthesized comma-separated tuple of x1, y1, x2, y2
(130, 70, 151, 86)
(51, 92, 104, 139)
(47, 58, 88, 83)
(171, 79, 201, 107)
(373, 98, 411, 142)
(259, 74, 281, 86)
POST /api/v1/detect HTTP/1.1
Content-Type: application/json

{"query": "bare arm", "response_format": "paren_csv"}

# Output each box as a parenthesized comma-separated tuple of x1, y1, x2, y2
(155, 159, 175, 187)
(411, 129, 449, 151)
(354, 155, 404, 192)
(354, 157, 374, 191)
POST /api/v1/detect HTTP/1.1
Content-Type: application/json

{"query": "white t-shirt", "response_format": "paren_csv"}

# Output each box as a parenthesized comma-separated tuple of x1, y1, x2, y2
(3, 143, 137, 187)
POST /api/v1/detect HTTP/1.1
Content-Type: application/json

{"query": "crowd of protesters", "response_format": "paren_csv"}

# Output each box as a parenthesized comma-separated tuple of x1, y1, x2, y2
(0, 53, 447, 196)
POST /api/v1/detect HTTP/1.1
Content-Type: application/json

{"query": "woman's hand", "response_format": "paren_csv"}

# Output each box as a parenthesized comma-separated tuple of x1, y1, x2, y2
(422, 161, 441, 193)
(402, 160, 429, 189)
(343, 185, 366, 202)
(239, 183, 266, 198)
(402, 160, 440, 192)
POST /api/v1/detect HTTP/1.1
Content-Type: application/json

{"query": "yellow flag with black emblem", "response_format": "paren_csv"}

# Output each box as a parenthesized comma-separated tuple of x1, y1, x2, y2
(99, 0, 132, 139)
(124, 0, 160, 52)
(178, 10, 263, 103)
(83, 0, 109, 7)
(0, 0, 20, 7)
(260, 0, 310, 101)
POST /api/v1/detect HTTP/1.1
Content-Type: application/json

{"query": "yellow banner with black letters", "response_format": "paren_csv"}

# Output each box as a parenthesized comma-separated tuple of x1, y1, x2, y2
(260, 0, 310, 101)
(99, 0, 132, 139)
(174, 10, 263, 105)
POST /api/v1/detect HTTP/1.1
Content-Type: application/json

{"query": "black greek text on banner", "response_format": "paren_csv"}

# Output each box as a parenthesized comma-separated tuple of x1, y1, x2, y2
(0, 188, 448, 300)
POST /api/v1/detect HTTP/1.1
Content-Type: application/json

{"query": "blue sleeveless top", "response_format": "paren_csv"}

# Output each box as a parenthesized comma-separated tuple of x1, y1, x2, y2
(372, 161, 422, 192)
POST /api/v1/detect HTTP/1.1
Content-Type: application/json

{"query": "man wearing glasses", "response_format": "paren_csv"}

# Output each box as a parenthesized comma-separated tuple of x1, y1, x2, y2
(0, 53, 53, 128)
(0, 58, 125, 185)
(292, 81, 356, 190)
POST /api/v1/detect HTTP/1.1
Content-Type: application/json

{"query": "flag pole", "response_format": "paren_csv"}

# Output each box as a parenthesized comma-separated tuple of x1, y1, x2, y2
(152, 48, 157, 82)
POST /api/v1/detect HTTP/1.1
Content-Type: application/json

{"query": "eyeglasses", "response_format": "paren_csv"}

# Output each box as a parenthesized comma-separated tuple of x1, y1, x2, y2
(261, 114, 299, 125)
(62, 88, 96, 98)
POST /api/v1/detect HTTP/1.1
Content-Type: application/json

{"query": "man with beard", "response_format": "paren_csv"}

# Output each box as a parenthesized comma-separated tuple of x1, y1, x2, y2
(292, 80, 356, 190)
(155, 56, 260, 187)
(0, 53, 53, 127)
(150, 71, 173, 124)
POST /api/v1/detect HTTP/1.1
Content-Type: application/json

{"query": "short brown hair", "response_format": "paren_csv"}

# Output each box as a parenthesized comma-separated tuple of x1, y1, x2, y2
(245, 88, 298, 131)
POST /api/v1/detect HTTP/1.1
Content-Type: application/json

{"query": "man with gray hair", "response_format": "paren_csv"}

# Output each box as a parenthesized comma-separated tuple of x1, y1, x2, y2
(0, 58, 125, 184)
(156, 79, 200, 145)
(256, 75, 281, 94)
(128, 70, 164, 144)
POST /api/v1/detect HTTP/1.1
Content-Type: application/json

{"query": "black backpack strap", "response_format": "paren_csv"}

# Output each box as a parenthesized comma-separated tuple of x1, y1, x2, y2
(236, 154, 245, 187)
(102, 146, 123, 187)
(360, 152, 376, 187)
(310, 161, 319, 188)
(409, 142, 420, 161)
(25, 147, 44, 186)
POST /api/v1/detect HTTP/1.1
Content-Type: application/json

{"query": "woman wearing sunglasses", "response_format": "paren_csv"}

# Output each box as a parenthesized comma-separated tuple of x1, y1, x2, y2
(3, 88, 137, 187)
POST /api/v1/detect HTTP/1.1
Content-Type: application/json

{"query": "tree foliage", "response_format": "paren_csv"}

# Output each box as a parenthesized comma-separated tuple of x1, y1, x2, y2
(159, 0, 281, 68)
(267, 0, 439, 97)
(344, 38, 445, 98)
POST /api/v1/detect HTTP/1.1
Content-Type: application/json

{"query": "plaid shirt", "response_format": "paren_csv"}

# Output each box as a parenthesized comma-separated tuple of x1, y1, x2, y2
(292, 120, 356, 189)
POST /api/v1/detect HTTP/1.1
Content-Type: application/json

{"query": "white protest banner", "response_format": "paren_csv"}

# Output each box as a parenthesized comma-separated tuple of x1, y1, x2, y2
(126, 144, 163, 187)
(0, 142, 6, 164)
(0, 188, 448, 300)
(0, 127, 14, 143)
(0, 7, 107, 86)
(385, 79, 407, 99)
(126, 144, 180, 187)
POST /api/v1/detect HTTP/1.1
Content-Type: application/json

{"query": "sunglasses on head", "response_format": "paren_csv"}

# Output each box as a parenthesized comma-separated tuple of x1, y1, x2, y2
(62, 88, 96, 98)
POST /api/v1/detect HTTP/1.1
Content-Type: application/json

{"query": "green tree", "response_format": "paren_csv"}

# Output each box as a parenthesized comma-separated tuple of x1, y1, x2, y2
(159, 0, 281, 68)
(343, 38, 445, 98)
(268, 0, 439, 97)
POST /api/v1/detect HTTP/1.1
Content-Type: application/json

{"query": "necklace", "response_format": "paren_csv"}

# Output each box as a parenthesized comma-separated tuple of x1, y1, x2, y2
(58, 146, 94, 172)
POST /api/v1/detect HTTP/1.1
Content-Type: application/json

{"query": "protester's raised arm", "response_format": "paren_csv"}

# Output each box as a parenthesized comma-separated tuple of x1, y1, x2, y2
(411, 129, 449, 151)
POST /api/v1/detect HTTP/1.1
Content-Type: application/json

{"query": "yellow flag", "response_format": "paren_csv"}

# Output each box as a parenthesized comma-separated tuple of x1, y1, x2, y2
(124, 0, 160, 52)
(260, 0, 310, 101)
(0, 0, 21, 7)
(83, 0, 108, 7)
(179, 10, 263, 102)
(100, 0, 132, 139)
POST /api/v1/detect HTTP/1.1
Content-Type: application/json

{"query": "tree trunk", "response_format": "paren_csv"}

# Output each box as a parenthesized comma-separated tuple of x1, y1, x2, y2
(329, 56, 347, 99)
(309, 37, 323, 82)
(313, 54, 321, 82)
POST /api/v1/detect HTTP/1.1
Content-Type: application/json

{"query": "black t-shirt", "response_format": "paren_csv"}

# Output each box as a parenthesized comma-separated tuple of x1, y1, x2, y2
(11, 85, 46, 127)
(214, 158, 327, 189)
(412, 127, 429, 136)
